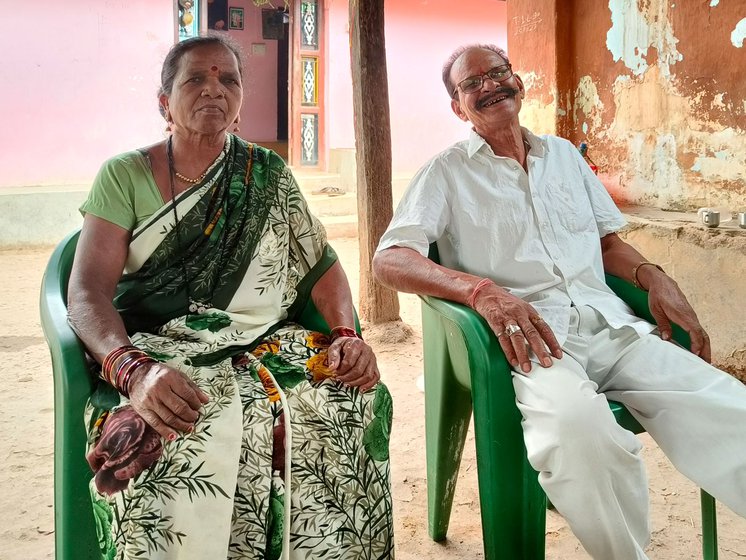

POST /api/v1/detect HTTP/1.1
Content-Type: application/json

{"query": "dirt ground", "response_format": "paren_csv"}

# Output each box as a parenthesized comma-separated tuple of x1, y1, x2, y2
(1, 236, 745, 560)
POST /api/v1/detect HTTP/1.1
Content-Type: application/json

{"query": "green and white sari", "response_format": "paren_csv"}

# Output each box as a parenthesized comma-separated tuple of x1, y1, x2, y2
(85, 135, 394, 560)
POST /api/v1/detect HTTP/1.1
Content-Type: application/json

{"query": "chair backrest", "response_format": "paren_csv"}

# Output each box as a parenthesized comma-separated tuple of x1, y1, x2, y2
(39, 230, 100, 560)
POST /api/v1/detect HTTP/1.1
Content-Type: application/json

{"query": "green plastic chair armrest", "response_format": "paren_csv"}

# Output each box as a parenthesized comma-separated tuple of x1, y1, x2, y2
(420, 294, 512, 390)
(604, 274, 691, 351)
(39, 230, 100, 560)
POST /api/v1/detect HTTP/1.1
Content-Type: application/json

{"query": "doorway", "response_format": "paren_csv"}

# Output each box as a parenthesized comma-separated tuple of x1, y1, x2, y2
(277, 9, 290, 145)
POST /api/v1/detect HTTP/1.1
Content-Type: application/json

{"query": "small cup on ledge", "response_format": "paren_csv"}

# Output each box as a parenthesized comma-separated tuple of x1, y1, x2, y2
(738, 211, 746, 229)
(698, 208, 720, 228)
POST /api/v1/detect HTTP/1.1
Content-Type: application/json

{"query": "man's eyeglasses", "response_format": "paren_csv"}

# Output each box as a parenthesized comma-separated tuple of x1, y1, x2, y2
(452, 64, 513, 98)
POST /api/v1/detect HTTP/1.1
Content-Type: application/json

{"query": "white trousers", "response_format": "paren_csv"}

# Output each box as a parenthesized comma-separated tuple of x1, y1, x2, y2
(512, 305, 746, 560)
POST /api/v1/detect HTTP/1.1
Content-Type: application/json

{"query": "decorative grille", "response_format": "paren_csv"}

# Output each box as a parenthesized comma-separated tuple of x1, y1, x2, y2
(302, 57, 318, 106)
(301, 114, 319, 165)
(301, 1, 318, 49)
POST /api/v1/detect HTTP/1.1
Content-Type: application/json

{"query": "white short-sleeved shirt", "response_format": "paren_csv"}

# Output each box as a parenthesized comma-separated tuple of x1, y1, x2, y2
(377, 128, 654, 345)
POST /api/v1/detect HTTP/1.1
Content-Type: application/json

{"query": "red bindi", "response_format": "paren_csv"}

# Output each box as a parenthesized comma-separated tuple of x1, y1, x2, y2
(210, 65, 219, 72)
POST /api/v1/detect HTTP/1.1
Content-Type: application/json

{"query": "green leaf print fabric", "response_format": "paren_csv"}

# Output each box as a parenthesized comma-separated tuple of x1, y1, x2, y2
(83, 137, 394, 559)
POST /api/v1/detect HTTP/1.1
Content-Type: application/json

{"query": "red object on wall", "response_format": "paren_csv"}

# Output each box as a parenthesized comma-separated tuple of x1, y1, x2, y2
(578, 142, 598, 175)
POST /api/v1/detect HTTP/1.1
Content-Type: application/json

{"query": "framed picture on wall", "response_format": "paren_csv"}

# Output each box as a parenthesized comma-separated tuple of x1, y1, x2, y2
(208, 0, 228, 31)
(229, 7, 244, 30)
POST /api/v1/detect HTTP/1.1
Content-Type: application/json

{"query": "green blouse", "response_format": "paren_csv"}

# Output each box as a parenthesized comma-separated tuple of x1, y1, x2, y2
(80, 150, 165, 231)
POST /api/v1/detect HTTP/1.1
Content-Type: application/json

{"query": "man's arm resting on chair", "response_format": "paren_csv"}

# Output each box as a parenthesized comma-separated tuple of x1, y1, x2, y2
(373, 246, 562, 373)
(600, 232, 711, 361)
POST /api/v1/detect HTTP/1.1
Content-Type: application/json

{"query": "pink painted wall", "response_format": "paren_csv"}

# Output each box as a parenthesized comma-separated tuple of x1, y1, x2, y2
(0, 2, 174, 188)
(0, 0, 505, 187)
(326, 0, 508, 172)
(228, 3, 279, 142)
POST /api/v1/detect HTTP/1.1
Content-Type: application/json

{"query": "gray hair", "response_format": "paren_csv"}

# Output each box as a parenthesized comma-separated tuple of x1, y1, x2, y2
(158, 33, 244, 117)
(442, 44, 509, 97)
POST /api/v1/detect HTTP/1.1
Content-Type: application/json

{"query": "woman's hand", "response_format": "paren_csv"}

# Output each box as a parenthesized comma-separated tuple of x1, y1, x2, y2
(326, 337, 380, 392)
(127, 362, 210, 440)
(87, 407, 163, 495)
(645, 273, 711, 362)
(473, 284, 563, 374)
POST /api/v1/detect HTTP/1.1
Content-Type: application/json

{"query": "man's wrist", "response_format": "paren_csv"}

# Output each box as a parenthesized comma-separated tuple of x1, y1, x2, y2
(632, 262, 665, 291)
(467, 278, 495, 308)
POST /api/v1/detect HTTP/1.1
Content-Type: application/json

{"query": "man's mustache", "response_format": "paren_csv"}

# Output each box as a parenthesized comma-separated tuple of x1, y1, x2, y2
(477, 87, 521, 109)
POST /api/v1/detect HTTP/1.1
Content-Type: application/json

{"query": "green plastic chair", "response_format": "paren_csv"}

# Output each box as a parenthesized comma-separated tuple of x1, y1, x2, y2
(39, 230, 356, 560)
(421, 245, 718, 560)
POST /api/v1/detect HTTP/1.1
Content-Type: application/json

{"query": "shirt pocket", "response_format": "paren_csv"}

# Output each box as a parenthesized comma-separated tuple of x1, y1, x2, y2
(543, 178, 596, 233)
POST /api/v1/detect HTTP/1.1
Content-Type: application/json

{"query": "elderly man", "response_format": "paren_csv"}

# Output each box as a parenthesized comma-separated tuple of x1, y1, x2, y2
(373, 44, 746, 559)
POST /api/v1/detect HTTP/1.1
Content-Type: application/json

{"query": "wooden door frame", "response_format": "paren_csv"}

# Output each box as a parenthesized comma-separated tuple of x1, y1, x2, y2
(288, 0, 326, 169)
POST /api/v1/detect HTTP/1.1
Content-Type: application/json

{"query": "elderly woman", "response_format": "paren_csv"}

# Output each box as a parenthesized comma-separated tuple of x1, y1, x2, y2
(68, 34, 393, 560)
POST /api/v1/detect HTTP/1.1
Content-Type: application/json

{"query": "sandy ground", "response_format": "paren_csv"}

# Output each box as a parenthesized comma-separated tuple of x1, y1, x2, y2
(1, 236, 745, 560)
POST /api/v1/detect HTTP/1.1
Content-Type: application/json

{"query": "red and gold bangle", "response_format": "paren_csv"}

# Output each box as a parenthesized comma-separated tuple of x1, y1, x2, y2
(101, 345, 156, 397)
(113, 353, 144, 390)
(107, 350, 142, 386)
(102, 345, 138, 381)
(118, 355, 156, 398)
(330, 326, 363, 342)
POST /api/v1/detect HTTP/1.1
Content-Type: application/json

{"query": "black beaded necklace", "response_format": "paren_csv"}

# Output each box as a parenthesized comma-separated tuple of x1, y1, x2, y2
(166, 136, 220, 314)
(166, 134, 253, 316)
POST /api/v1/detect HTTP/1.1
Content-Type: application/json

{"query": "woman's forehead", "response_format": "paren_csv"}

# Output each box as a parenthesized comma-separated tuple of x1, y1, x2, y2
(179, 45, 240, 72)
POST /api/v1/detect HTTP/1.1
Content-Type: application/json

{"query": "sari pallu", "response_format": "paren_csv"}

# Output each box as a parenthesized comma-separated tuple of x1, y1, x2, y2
(86, 135, 395, 560)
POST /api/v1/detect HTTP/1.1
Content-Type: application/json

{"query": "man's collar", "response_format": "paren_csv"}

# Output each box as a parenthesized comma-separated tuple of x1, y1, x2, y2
(467, 127, 548, 159)
(467, 129, 487, 158)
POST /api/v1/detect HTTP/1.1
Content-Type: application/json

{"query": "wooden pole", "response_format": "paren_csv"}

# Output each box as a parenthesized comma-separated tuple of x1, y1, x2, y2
(349, 0, 400, 323)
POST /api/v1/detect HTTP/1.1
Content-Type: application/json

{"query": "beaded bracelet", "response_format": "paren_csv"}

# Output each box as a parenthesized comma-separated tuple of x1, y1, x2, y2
(330, 326, 363, 342)
(467, 278, 495, 308)
(631, 262, 665, 291)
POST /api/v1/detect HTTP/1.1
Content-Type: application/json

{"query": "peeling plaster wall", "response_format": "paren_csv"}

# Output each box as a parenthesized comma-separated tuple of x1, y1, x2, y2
(619, 213, 746, 381)
(566, 0, 746, 210)
(507, 0, 567, 136)
(506, 1, 746, 379)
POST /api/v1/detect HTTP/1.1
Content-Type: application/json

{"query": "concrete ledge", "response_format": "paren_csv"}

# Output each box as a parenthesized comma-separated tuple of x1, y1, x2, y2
(619, 206, 746, 381)
(0, 187, 86, 247)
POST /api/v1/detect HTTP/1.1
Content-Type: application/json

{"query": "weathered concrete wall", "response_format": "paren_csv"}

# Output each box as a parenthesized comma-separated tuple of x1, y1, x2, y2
(509, 0, 746, 211)
(506, 0, 565, 136)
(619, 211, 746, 382)
(507, 1, 746, 379)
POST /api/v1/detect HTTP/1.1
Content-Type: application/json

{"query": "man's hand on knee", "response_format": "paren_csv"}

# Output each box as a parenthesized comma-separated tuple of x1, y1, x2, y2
(471, 285, 563, 373)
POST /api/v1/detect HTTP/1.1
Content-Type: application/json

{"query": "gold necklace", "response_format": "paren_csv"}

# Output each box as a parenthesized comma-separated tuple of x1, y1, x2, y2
(170, 136, 228, 184)
(174, 169, 208, 184)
